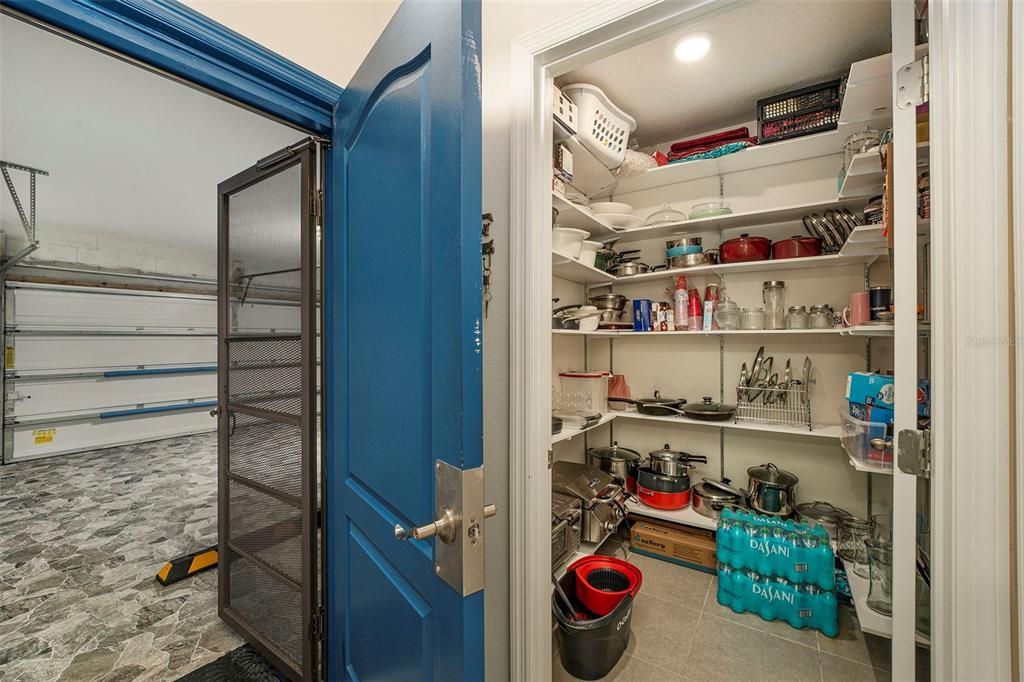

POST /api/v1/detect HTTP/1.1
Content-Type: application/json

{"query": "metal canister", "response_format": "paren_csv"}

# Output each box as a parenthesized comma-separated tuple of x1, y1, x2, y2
(868, 286, 892, 320)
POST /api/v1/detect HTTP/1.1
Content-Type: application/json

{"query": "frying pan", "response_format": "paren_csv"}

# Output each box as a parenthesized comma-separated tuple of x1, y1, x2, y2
(681, 396, 737, 421)
(608, 391, 688, 416)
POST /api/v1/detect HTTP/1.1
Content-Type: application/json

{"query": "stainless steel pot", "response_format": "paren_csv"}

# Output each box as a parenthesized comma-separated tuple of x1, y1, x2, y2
(668, 252, 706, 269)
(666, 237, 702, 249)
(647, 444, 707, 478)
(588, 294, 628, 311)
(586, 443, 642, 486)
(608, 261, 650, 276)
(794, 500, 850, 539)
(692, 478, 746, 520)
(746, 463, 798, 516)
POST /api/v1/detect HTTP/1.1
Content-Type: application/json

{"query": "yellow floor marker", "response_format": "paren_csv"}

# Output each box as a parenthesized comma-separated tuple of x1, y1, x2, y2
(156, 545, 218, 586)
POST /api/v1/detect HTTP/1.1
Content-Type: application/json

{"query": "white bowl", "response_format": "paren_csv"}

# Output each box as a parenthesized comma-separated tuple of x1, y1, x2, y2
(588, 201, 633, 215)
(578, 240, 601, 267)
(552, 227, 590, 259)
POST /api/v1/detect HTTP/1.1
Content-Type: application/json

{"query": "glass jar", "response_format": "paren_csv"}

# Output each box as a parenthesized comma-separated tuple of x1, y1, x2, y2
(715, 298, 740, 330)
(786, 305, 808, 329)
(865, 538, 893, 616)
(762, 281, 786, 330)
(843, 129, 882, 171)
(740, 307, 764, 330)
(871, 513, 892, 541)
(837, 514, 873, 578)
(809, 304, 833, 329)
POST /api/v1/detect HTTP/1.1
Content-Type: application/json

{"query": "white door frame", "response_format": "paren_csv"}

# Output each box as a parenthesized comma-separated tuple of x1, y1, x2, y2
(1010, 0, 1023, 678)
(507, 1, 1013, 679)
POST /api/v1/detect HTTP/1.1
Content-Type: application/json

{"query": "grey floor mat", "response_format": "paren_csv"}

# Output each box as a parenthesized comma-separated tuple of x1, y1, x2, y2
(175, 644, 289, 682)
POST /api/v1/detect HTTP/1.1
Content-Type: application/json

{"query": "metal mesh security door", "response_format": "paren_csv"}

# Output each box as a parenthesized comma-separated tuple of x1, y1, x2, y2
(217, 140, 318, 681)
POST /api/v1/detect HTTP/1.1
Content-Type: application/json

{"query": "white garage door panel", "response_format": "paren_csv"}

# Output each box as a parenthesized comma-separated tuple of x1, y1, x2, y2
(7, 410, 216, 462)
(10, 285, 217, 331)
(9, 373, 217, 418)
(8, 335, 216, 372)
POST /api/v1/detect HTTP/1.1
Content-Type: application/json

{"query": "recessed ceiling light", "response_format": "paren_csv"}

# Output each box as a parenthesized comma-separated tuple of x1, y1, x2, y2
(674, 32, 712, 63)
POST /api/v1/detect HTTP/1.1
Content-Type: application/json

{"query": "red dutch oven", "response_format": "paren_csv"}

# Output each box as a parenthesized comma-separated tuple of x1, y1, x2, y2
(771, 235, 822, 260)
(719, 233, 772, 263)
(635, 466, 691, 510)
(568, 555, 643, 616)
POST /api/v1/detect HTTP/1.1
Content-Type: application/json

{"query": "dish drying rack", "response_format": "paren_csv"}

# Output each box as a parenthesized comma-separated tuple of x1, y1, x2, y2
(735, 383, 813, 431)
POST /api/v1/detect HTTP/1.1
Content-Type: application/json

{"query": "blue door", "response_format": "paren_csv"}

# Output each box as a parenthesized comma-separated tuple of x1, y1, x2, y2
(324, 0, 483, 679)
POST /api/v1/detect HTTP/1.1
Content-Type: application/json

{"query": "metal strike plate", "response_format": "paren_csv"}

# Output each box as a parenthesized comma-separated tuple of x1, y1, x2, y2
(433, 460, 487, 596)
(897, 428, 930, 478)
(896, 55, 929, 110)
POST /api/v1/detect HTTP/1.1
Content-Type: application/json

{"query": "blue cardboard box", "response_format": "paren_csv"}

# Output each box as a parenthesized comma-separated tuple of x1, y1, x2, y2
(846, 372, 929, 424)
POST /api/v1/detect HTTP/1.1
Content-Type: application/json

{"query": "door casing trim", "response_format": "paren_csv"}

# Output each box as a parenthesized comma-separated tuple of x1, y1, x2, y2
(507, 1, 1013, 680)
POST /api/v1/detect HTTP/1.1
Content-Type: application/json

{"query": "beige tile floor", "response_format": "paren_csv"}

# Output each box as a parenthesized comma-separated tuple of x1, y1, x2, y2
(554, 548, 929, 682)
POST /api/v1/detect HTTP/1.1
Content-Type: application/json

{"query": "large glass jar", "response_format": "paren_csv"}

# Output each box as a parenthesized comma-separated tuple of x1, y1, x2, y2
(837, 514, 873, 578)
(762, 281, 786, 330)
(739, 307, 764, 330)
(786, 305, 808, 329)
(865, 538, 893, 616)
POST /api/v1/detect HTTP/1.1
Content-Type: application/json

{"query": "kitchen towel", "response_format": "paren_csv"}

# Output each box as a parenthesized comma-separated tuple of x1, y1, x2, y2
(668, 126, 750, 154)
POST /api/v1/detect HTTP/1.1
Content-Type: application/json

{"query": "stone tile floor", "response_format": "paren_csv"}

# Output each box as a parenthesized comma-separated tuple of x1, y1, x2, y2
(0, 434, 242, 681)
(554, 545, 930, 682)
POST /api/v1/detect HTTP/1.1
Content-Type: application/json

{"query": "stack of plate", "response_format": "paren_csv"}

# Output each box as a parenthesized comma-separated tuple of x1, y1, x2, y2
(588, 201, 644, 231)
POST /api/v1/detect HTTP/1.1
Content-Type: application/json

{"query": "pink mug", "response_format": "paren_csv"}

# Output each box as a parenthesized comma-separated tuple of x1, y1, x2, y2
(843, 292, 871, 326)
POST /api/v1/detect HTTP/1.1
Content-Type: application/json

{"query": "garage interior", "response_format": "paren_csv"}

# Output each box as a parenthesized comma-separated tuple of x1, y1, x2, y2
(0, 13, 307, 681)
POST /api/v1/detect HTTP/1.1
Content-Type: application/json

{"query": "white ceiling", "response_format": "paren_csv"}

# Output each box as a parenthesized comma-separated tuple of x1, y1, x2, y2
(558, 0, 892, 147)
(0, 15, 304, 252)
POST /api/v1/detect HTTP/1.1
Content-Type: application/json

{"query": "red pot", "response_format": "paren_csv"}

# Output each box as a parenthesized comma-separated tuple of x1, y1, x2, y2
(636, 484, 691, 510)
(568, 555, 643, 616)
(719, 233, 772, 263)
(772, 235, 822, 260)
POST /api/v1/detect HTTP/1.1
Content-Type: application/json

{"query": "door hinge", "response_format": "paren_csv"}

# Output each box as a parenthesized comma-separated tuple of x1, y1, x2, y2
(310, 607, 325, 641)
(897, 428, 930, 478)
(896, 55, 929, 110)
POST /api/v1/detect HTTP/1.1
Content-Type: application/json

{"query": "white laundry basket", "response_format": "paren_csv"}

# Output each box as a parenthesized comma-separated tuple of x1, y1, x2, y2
(561, 83, 637, 170)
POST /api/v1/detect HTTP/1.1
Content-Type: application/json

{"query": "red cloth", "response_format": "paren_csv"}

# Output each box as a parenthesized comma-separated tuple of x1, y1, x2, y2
(667, 137, 757, 162)
(669, 126, 750, 154)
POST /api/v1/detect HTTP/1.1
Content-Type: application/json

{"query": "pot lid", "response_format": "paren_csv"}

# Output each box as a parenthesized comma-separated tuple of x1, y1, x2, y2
(762, 280, 786, 288)
(588, 442, 642, 462)
(795, 500, 850, 525)
(747, 462, 799, 487)
(648, 443, 688, 460)
(721, 233, 770, 245)
(684, 396, 737, 415)
(559, 370, 611, 378)
(781, 235, 820, 243)
(694, 479, 743, 501)
(638, 391, 685, 406)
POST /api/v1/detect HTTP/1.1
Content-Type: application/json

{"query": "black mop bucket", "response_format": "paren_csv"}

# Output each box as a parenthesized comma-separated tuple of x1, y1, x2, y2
(553, 569, 633, 680)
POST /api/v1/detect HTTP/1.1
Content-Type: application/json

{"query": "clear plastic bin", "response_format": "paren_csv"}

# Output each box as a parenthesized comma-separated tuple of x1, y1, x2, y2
(559, 371, 610, 414)
(839, 410, 893, 470)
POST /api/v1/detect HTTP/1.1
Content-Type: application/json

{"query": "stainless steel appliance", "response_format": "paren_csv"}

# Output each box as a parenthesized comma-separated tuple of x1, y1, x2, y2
(551, 492, 582, 568)
(552, 461, 627, 544)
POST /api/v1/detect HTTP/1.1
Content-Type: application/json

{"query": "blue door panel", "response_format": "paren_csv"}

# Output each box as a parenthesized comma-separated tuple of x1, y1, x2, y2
(347, 64, 432, 527)
(326, 0, 482, 679)
(346, 524, 432, 681)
